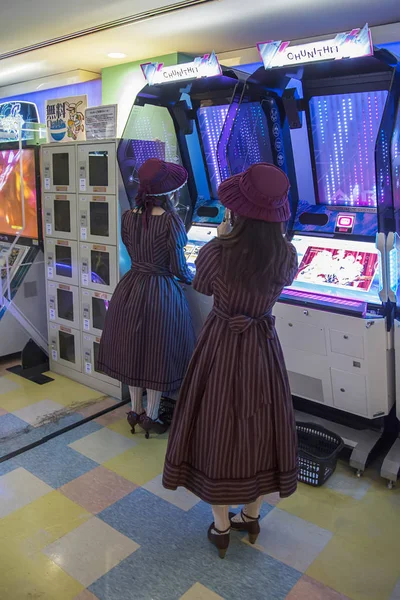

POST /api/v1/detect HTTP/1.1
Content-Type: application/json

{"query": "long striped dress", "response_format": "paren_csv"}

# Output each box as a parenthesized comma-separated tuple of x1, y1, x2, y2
(97, 210, 196, 392)
(163, 239, 299, 504)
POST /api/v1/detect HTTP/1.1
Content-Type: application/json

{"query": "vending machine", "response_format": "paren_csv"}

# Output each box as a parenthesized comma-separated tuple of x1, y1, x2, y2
(42, 140, 130, 398)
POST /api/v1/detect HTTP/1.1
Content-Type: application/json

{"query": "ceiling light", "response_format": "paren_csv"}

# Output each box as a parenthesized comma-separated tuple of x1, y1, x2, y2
(107, 52, 127, 59)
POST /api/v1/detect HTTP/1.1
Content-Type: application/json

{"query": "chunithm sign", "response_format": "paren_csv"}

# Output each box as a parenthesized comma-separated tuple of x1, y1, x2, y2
(258, 24, 373, 69)
(141, 52, 222, 85)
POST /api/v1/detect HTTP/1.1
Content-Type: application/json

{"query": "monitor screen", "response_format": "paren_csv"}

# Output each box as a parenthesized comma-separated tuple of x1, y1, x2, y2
(55, 245, 72, 278)
(54, 200, 71, 233)
(91, 250, 110, 286)
(89, 151, 109, 187)
(89, 202, 109, 237)
(287, 235, 381, 304)
(0, 149, 38, 238)
(57, 288, 74, 322)
(198, 105, 229, 199)
(185, 225, 217, 269)
(92, 296, 108, 330)
(310, 91, 388, 207)
(52, 152, 70, 186)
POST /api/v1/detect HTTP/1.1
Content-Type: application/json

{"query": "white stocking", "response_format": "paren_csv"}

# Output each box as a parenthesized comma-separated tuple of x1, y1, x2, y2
(129, 386, 143, 414)
(146, 389, 163, 421)
(231, 496, 263, 524)
(211, 505, 230, 533)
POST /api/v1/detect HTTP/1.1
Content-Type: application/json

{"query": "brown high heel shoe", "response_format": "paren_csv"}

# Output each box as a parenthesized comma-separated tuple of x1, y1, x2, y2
(126, 411, 144, 434)
(229, 510, 260, 544)
(140, 415, 169, 439)
(207, 523, 230, 559)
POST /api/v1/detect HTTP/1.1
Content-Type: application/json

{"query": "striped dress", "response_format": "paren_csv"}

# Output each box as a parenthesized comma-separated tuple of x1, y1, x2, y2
(97, 210, 196, 392)
(163, 239, 299, 504)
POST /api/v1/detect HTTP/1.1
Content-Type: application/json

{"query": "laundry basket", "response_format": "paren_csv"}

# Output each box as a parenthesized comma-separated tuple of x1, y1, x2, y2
(296, 422, 344, 487)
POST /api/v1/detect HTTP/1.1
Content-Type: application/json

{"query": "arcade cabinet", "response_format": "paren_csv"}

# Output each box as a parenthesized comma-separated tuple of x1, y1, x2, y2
(0, 121, 48, 366)
(250, 29, 400, 474)
(117, 54, 297, 335)
(381, 100, 400, 488)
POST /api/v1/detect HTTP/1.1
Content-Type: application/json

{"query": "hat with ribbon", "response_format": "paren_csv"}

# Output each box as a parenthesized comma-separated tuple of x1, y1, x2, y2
(218, 162, 290, 223)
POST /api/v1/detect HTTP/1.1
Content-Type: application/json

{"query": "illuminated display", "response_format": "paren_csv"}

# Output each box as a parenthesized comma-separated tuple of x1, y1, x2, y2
(310, 91, 388, 207)
(392, 105, 400, 210)
(141, 52, 221, 86)
(198, 105, 228, 198)
(198, 103, 273, 199)
(0, 149, 38, 239)
(184, 225, 217, 268)
(258, 24, 373, 69)
(287, 235, 382, 304)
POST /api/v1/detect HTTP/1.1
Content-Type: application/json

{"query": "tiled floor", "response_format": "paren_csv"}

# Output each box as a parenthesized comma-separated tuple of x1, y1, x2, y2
(0, 363, 119, 460)
(1, 395, 400, 600)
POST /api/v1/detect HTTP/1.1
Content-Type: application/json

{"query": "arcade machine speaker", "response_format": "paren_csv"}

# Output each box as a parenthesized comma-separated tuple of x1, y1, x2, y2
(8, 339, 52, 385)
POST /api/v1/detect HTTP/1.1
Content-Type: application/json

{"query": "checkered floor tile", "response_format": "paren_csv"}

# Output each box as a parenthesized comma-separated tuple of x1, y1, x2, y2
(0, 367, 120, 460)
(1, 384, 400, 599)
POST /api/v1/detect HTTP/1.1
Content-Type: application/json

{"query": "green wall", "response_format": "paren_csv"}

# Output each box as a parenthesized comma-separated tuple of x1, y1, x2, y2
(102, 52, 191, 135)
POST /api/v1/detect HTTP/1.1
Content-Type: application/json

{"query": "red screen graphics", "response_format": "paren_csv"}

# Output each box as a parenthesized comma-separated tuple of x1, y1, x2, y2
(296, 246, 378, 292)
(0, 149, 38, 239)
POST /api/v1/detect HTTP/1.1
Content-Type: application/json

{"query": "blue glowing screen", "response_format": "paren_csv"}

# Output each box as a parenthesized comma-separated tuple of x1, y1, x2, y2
(197, 102, 273, 200)
(310, 91, 388, 207)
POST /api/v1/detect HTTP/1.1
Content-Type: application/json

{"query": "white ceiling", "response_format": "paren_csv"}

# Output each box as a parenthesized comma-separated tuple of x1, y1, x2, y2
(0, 0, 399, 89)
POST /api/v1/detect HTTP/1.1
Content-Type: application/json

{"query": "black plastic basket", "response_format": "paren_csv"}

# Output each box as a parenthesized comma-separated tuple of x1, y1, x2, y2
(159, 396, 176, 426)
(296, 422, 344, 487)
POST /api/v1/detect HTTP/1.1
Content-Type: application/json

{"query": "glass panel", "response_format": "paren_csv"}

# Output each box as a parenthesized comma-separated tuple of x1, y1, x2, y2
(57, 288, 74, 321)
(89, 151, 109, 187)
(55, 245, 72, 278)
(54, 200, 71, 233)
(91, 250, 110, 286)
(89, 202, 109, 237)
(309, 91, 388, 207)
(226, 102, 274, 176)
(93, 341, 100, 372)
(59, 330, 75, 363)
(198, 105, 228, 198)
(118, 104, 192, 227)
(92, 296, 108, 330)
(52, 153, 69, 186)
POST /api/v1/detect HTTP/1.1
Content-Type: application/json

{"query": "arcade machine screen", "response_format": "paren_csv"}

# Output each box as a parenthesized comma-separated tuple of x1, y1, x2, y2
(0, 149, 38, 239)
(196, 102, 273, 224)
(189, 102, 275, 263)
(310, 91, 388, 208)
(284, 90, 388, 307)
(184, 225, 217, 270)
(289, 235, 381, 304)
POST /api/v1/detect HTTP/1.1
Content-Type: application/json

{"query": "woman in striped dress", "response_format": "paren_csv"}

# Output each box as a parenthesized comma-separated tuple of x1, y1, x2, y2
(163, 163, 298, 558)
(97, 159, 196, 437)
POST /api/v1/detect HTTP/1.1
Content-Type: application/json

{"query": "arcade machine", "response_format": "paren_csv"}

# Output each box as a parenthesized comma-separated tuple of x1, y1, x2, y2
(251, 25, 400, 474)
(0, 105, 48, 365)
(381, 98, 400, 488)
(117, 52, 296, 334)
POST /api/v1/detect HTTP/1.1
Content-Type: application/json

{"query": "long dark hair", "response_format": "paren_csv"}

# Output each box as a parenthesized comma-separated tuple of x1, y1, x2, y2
(218, 217, 293, 293)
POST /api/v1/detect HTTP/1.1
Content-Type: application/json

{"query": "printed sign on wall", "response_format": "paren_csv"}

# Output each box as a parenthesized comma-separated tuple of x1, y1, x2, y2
(46, 95, 87, 142)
